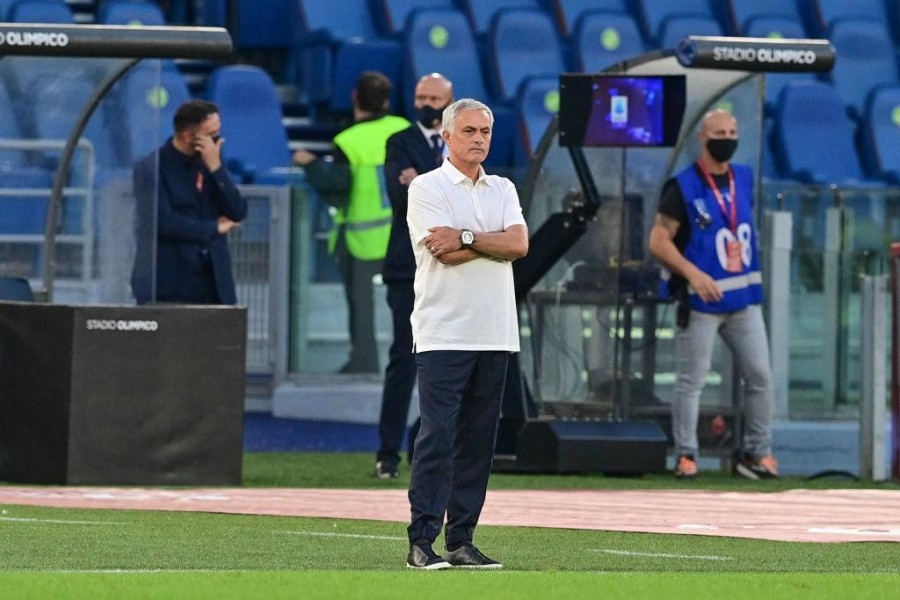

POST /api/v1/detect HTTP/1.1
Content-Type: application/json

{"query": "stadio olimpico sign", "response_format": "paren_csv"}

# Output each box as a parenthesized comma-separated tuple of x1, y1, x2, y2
(677, 36, 836, 73)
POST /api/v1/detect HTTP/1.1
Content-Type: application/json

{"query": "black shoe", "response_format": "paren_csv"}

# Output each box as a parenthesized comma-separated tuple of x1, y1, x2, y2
(445, 544, 503, 569)
(733, 451, 780, 480)
(406, 543, 451, 570)
(374, 458, 399, 479)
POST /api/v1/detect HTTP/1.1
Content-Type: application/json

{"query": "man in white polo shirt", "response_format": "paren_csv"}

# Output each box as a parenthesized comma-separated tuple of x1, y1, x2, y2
(404, 98, 528, 570)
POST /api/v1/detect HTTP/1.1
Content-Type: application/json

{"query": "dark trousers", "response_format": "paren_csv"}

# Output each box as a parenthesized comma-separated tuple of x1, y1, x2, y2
(407, 350, 510, 547)
(376, 279, 416, 463)
(335, 238, 382, 373)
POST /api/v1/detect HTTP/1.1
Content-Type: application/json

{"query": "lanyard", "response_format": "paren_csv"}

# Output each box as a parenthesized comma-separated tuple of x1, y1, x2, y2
(697, 160, 736, 233)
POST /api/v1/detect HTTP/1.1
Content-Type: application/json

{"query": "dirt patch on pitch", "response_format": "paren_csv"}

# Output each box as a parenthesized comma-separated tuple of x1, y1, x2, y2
(1, 487, 898, 543)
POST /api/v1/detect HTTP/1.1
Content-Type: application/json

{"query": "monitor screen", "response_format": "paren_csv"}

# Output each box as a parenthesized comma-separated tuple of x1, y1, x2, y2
(558, 74, 686, 147)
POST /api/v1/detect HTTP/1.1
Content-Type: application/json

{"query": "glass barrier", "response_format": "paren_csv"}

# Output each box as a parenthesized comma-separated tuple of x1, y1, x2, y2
(0, 55, 162, 304)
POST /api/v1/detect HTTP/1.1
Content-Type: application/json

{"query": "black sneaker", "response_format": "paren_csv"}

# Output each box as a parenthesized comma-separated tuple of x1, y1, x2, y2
(733, 451, 779, 480)
(445, 544, 503, 569)
(406, 543, 451, 570)
(374, 458, 399, 479)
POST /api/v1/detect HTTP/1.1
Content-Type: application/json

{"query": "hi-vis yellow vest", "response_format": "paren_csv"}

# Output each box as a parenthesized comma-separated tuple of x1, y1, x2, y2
(331, 115, 410, 260)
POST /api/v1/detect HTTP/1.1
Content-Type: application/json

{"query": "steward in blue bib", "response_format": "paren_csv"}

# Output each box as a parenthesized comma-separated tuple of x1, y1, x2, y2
(667, 161, 763, 314)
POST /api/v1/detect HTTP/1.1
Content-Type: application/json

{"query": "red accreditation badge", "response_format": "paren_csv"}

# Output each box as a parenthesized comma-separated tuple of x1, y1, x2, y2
(726, 240, 743, 273)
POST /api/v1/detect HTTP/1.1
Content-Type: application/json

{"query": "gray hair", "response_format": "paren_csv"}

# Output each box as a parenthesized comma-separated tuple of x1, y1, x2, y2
(442, 98, 494, 133)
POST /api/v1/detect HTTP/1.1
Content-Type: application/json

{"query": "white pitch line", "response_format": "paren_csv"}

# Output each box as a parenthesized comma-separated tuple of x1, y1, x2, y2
(0, 517, 126, 526)
(276, 530, 407, 541)
(50, 569, 229, 574)
(595, 549, 733, 561)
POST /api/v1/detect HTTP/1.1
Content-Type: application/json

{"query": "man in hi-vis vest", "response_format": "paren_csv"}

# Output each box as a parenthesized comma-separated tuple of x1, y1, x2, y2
(294, 72, 409, 373)
(649, 110, 778, 481)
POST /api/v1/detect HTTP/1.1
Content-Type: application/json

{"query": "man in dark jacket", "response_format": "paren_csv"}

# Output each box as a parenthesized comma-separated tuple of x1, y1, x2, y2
(374, 73, 453, 479)
(132, 99, 246, 304)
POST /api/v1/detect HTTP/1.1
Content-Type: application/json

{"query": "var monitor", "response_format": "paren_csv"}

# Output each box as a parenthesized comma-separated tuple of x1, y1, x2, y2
(559, 74, 686, 147)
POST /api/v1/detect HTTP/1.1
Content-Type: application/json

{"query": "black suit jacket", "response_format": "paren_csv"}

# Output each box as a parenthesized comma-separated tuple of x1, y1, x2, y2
(382, 125, 442, 283)
(131, 139, 247, 304)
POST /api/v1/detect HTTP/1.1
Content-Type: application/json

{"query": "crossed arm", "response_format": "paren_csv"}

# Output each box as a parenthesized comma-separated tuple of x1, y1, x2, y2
(425, 224, 529, 266)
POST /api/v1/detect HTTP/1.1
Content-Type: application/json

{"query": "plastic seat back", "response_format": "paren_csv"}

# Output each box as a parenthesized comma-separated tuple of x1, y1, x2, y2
(96, 0, 167, 25)
(827, 17, 899, 119)
(488, 9, 566, 104)
(574, 11, 645, 73)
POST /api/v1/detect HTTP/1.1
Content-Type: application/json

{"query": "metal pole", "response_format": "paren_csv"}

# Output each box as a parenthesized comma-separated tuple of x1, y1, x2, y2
(41, 58, 140, 301)
(764, 209, 793, 419)
(860, 275, 888, 481)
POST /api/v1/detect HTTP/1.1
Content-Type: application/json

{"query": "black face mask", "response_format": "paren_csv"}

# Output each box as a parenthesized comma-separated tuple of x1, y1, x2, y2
(416, 104, 445, 129)
(706, 138, 738, 163)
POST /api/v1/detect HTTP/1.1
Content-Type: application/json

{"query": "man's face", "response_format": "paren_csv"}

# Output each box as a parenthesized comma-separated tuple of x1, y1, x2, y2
(443, 109, 492, 166)
(181, 112, 222, 151)
(413, 78, 452, 111)
(700, 113, 738, 143)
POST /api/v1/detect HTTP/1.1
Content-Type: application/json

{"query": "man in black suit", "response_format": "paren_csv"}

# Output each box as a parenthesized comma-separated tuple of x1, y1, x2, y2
(374, 73, 454, 479)
(132, 100, 246, 304)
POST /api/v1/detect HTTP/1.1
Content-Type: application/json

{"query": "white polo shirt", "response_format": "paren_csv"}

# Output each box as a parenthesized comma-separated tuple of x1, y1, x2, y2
(407, 159, 527, 352)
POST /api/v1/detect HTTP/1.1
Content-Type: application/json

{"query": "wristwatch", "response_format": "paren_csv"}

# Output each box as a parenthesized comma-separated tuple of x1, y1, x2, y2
(460, 229, 475, 249)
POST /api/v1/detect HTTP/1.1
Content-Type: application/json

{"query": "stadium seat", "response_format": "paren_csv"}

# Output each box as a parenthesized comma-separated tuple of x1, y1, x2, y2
(773, 81, 870, 185)
(487, 9, 566, 105)
(0, 80, 54, 235)
(206, 65, 291, 185)
(0, 276, 35, 302)
(633, 0, 717, 46)
(120, 61, 191, 162)
(234, 0, 295, 49)
(294, 0, 402, 113)
(7, 0, 74, 23)
(403, 8, 514, 166)
(515, 75, 559, 166)
(725, 0, 804, 36)
(861, 85, 900, 183)
(457, 0, 543, 39)
(826, 17, 899, 120)
(375, 0, 456, 37)
(574, 11, 645, 73)
(806, 0, 887, 37)
(742, 17, 815, 113)
(657, 15, 722, 51)
(548, 0, 630, 39)
(96, 0, 167, 25)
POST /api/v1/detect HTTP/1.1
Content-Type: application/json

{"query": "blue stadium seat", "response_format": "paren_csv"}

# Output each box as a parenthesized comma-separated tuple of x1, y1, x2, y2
(403, 8, 513, 166)
(725, 0, 804, 36)
(120, 61, 191, 162)
(457, 0, 542, 38)
(375, 0, 456, 37)
(487, 9, 566, 105)
(806, 0, 887, 37)
(515, 76, 558, 166)
(234, 0, 295, 49)
(548, 0, 629, 39)
(0, 81, 53, 235)
(773, 81, 869, 185)
(7, 0, 74, 23)
(574, 11, 645, 73)
(657, 15, 722, 51)
(206, 65, 291, 185)
(826, 17, 898, 120)
(633, 0, 716, 46)
(96, 0, 167, 25)
(743, 17, 815, 113)
(294, 0, 402, 113)
(404, 8, 489, 104)
(861, 85, 900, 183)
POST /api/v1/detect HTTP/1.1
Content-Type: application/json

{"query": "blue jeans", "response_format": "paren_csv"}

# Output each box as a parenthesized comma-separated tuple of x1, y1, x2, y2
(407, 350, 509, 547)
(673, 304, 773, 458)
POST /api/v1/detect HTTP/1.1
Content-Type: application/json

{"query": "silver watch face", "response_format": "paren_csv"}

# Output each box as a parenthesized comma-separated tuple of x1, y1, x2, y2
(462, 230, 474, 245)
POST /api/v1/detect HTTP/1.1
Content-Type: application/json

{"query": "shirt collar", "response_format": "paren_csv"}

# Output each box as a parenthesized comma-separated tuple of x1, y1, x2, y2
(415, 120, 442, 140)
(441, 157, 490, 187)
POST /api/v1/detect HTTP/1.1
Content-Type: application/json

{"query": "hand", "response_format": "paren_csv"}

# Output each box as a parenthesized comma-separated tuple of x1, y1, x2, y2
(424, 226, 463, 257)
(292, 149, 317, 166)
(193, 134, 223, 172)
(217, 216, 240, 235)
(688, 270, 723, 303)
(398, 167, 418, 187)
